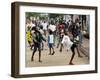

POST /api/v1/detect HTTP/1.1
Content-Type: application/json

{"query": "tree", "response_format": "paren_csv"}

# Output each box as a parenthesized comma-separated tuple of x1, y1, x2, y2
(26, 12, 40, 19)
(48, 14, 62, 19)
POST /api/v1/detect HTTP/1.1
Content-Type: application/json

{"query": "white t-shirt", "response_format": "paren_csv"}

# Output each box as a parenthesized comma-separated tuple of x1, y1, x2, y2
(42, 22, 48, 30)
(48, 35, 54, 43)
(48, 24, 56, 32)
(61, 35, 73, 50)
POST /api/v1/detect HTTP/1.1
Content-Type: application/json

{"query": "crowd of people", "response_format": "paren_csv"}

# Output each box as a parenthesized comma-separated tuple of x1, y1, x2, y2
(26, 17, 85, 65)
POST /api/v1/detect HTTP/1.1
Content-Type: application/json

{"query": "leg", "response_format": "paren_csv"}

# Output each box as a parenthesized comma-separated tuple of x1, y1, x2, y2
(49, 48, 52, 55)
(28, 41, 31, 47)
(76, 45, 83, 57)
(59, 44, 63, 52)
(69, 44, 76, 65)
(38, 44, 42, 62)
(56, 42, 59, 48)
(41, 42, 44, 50)
(31, 45, 37, 61)
(38, 48, 42, 62)
(57, 38, 61, 48)
(52, 47, 55, 55)
(49, 44, 52, 55)
(31, 44, 34, 50)
(56, 35, 60, 48)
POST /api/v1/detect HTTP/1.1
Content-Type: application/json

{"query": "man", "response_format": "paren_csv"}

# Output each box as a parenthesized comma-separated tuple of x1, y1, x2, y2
(61, 32, 82, 65)
(31, 27, 46, 62)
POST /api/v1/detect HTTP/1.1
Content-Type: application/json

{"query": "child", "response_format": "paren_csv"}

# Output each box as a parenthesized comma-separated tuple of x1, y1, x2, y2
(48, 30, 55, 55)
(61, 32, 82, 65)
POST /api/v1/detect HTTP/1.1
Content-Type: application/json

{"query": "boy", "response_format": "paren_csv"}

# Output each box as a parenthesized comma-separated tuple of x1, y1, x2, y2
(48, 30, 55, 55)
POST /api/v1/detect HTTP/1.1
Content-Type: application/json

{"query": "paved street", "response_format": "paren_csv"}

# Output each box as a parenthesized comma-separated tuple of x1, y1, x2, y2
(26, 37, 89, 67)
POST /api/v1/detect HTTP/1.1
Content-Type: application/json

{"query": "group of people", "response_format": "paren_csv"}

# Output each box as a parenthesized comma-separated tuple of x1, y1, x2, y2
(26, 18, 84, 65)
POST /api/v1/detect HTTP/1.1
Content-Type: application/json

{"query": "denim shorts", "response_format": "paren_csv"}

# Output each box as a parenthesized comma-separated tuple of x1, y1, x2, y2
(48, 43, 53, 48)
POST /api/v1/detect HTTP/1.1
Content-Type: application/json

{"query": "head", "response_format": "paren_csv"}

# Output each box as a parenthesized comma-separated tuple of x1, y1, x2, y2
(31, 27, 38, 32)
(50, 20, 55, 25)
(64, 31, 68, 35)
(75, 18, 79, 23)
(49, 30, 53, 35)
(40, 25, 43, 30)
(68, 20, 70, 22)
(32, 20, 35, 24)
(44, 21, 46, 23)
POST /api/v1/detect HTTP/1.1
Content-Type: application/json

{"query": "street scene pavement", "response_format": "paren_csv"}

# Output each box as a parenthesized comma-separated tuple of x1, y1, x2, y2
(26, 37, 89, 67)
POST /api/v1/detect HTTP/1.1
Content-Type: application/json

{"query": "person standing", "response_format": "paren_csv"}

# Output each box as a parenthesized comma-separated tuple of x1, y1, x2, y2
(48, 22, 56, 46)
(48, 30, 55, 55)
(31, 27, 46, 62)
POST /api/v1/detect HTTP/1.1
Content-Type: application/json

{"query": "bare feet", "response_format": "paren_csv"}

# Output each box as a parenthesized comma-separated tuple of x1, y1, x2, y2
(52, 51, 55, 55)
(31, 57, 34, 61)
(78, 55, 83, 58)
(59, 49, 62, 52)
(69, 62, 74, 65)
(39, 60, 42, 63)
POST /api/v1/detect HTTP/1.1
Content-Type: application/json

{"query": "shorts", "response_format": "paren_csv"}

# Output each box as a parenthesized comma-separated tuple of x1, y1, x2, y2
(34, 43, 41, 49)
(70, 43, 77, 52)
(48, 43, 53, 48)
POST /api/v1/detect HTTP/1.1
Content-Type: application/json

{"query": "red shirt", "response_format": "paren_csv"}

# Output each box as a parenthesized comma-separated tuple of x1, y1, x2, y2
(58, 24, 65, 30)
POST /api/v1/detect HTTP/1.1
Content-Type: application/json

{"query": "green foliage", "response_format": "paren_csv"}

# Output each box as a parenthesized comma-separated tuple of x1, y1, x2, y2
(26, 12, 40, 19)
(48, 14, 63, 19)
(26, 12, 48, 20)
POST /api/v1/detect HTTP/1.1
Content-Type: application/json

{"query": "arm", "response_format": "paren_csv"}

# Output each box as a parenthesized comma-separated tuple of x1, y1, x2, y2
(32, 33, 37, 43)
(61, 36, 65, 44)
(40, 34, 46, 42)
